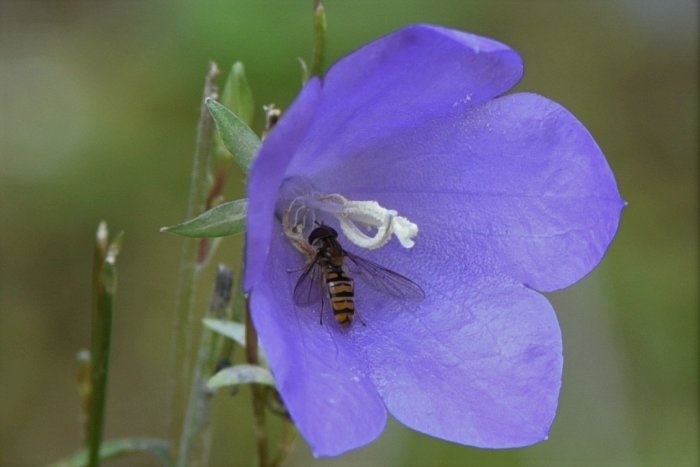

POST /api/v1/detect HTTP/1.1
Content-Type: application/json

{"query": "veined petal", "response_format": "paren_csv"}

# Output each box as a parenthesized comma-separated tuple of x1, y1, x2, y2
(250, 225, 387, 456)
(287, 24, 523, 176)
(348, 276, 562, 448)
(245, 78, 322, 290)
(242, 22, 623, 456)
(308, 93, 624, 291)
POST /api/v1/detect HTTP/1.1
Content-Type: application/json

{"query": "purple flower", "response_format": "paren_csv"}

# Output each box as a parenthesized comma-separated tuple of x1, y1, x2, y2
(244, 24, 623, 457)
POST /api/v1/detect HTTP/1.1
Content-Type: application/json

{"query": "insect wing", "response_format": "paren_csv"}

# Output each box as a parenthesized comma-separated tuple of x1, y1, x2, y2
(345, 252, 425, 300)
(293, 259, 324, 306)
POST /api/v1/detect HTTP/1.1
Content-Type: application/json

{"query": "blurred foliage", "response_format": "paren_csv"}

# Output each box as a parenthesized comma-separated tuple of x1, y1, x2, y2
(0, 1, 697, 466)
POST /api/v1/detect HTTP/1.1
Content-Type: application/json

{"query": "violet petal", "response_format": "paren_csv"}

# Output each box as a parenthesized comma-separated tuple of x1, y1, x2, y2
(250, 224, 387, 457)
(244, 78, 322, 290)
(301, 92, 624, 292)
(287, 24, 523, 177)
(348, 275, 562, 448)
(243, 23, 623, 455)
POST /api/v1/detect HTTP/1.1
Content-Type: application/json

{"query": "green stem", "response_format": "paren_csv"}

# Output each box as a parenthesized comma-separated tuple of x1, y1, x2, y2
(49, 437, 173, 467)
(270, 421, 297, 467)
(245, 301, 269, 467)
(168, 62, 220, 455)
(214, 263, 245, 370)
(262, 104, 281, 140)
(177, 265, 234, 467)
(310, 0, 327, 78)
(86, 222, 120, 467)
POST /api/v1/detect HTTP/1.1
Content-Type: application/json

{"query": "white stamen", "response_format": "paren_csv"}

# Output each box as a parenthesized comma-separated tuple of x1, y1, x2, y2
(282, 190, 418, 251)
(390, 216, 418, 248)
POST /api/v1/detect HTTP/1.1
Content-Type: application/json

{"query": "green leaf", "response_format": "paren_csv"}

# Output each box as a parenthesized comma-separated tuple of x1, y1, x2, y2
(221, 62, 255, 127)
(203, 318, 267, 363)
(206, 98, 261, 173)
(298, 57, 310, 84)
(87, 222, 120, 466)
(310, 0, 327, 78)
(161, 198, 247, 238)
(48, 438, 173, 467)
(203, 318, 246, 346)
(207, 364, 275, 390)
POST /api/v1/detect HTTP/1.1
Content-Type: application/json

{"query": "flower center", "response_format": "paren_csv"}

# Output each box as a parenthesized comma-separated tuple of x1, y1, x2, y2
(278, 178, 418, 253)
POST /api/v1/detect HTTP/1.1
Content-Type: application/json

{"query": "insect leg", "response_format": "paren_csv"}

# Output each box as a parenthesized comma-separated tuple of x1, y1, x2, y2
(354, 308, 367, 327)
(319, 296, 324, 325)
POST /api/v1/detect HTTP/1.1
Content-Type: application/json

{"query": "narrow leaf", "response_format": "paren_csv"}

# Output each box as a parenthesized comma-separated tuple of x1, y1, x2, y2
(176, 265, 235, 467)
(49, 437, 173, 467)
(203, 318, 246, 346)
(207, 364, 275, 390)
(206, 98, 261, 172)
(168, 63, 219, 461)
(310, 0, 327, 78)
(221, 62, 255, 127)
(161, 199, 247, 238)
(298, 57, 310, 85)
(87, 222, 120, 467)
(75, 350, 91, 439)
(203, 318, 267, 363)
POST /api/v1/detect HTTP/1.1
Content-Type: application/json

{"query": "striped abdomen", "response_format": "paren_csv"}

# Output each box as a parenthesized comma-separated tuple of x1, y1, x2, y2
(324, 266, 355, 327)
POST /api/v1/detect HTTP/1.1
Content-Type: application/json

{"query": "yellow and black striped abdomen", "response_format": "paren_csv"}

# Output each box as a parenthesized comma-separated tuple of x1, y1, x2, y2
(325, 267, 355, 327)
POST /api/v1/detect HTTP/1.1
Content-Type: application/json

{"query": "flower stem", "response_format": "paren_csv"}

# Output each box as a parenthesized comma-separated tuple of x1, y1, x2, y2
(177, 265, 234, 467)
(245, 300, 269, 467)
(310, 0, 327, 78)
(86, 222, 121, 467)
(214, 264, 245, 370)
(270, 421, 297, 467)
(49, 437, 173, 467)
(168, 62, 219, 456)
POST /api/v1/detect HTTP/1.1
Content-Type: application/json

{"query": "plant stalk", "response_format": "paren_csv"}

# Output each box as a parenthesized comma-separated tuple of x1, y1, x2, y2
(245, 301, 269, 467)
(310, 0, 327, 78)
(270, 420, 297, 467)
(86, 222, 119, 467)
(177, 265, 234, 467)
(168, 62, 220, 456)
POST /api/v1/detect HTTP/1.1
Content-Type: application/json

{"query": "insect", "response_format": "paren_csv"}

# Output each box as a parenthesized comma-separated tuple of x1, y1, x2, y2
(293, 224, 425, 327)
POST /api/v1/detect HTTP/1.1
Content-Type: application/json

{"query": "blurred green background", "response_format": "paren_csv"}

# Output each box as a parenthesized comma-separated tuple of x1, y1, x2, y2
(0, 1, 697, 466)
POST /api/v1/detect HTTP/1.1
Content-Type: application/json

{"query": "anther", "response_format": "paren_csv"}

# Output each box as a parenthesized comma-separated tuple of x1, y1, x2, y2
(282, 191, 418, 251)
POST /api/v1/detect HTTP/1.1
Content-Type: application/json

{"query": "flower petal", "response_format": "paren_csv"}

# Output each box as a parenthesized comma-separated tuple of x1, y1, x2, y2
(307, 92, 624, 291)
(244, 78, 322, 290)
(287, 24, 523, 176)
(250, 225, 387, 457)
(348, 276, 562, 448)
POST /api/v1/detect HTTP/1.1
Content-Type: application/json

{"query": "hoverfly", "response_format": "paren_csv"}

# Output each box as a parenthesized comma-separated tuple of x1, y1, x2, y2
(293, 224, 425, 327)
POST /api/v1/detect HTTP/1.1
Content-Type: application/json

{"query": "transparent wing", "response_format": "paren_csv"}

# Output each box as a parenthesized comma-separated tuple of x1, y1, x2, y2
(293, 258, 324, 307)
(345, 252, 425, 300)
